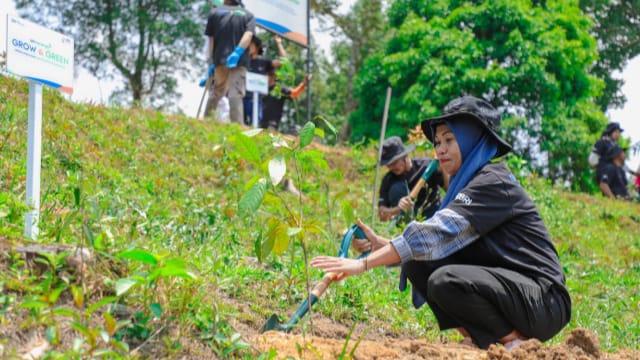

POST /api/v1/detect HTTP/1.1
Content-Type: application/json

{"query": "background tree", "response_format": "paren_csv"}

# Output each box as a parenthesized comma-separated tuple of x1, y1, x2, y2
(312, 0, 387, 142)
(579, 0, 640, 111)
(15, 0, 207, 110)
(351, 0, 606, 191)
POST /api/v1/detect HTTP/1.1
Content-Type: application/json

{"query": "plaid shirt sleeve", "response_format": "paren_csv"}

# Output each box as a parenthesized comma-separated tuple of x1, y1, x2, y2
(390, 208, 479, 262)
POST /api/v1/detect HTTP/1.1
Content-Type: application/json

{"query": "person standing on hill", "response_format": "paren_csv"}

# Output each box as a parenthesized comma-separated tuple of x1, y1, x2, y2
(312, 96, 571, 351)
(261, 71, 310, 131)
(589, 122, 623, 172)
(243, 35, 286, 126)
(597, 145, 632, 200)
(377, 136, 446, 225)
(202, 0, 255, 124)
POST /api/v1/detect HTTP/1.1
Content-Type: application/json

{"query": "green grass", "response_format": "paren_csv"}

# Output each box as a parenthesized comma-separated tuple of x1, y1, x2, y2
(1, 75, 639, 358)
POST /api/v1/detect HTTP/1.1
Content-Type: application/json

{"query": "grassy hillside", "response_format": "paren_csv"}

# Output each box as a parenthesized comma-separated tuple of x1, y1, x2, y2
(1, 75, 638, 358)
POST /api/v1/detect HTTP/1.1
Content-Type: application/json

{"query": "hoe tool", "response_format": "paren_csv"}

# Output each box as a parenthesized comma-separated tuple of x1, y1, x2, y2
(196, 75, 214, 119)
(261, 224, 368, 333)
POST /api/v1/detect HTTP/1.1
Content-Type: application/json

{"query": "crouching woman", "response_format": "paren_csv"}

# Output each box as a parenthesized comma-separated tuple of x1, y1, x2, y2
(311, 96, 571, 350)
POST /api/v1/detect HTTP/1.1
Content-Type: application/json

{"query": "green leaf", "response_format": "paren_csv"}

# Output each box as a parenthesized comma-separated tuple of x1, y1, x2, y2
(315, 115, 337, 136)
(87, 296, 118, 316)
(70, 321, 91, 338)
(268, 156, 287, 186)
(254, 230, 263, 262)
(287, 227, 302, 237)
(115, 278, 138, 296)
(271, 222, 290, 255)
(149, 303, 162, 319)
(73, 186, 81, 207)
(261, 225, 276, 259)
(20, 300, 49, 309)
(238, 178, 266, 216)
(83, 223, 94, 247)
(46, 326, 58, 345)
(152, 264, 197, 280)
(342, 200, 355, 226)
(117, 249, 158, 265)
(104, 312, 116, 335)
(234, 133, 261, 164)
(299, 122, 316, 148)
(93, 232, 105, 251)
(53, 308, 78, 318)
(49, 285, 67, 304)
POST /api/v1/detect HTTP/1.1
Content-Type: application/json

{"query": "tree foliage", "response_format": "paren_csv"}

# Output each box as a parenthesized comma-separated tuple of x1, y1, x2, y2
(351, 0, 606, 191)
(311, 0, 387, 142)
(579, 0, 640, 111)
(14, 0, 208, 110)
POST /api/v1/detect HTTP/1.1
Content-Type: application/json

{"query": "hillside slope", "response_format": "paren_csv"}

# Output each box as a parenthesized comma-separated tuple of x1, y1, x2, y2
(1, 75, 638, 359)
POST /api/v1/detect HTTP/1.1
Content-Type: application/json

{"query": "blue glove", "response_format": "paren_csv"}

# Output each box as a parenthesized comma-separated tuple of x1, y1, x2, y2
(198, 64, 216, 87)
(226, 46, 245, 68)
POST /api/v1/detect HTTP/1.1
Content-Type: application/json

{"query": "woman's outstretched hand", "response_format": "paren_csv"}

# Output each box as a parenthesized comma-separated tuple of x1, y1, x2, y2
(311, 256, 365, 281)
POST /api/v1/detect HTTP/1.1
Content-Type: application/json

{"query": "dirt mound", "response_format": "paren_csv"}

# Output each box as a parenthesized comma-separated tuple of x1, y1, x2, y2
(250, 327, 639, 360)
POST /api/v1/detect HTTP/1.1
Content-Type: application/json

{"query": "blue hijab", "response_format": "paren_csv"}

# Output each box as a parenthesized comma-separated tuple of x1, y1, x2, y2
(437, 118, 498, 209)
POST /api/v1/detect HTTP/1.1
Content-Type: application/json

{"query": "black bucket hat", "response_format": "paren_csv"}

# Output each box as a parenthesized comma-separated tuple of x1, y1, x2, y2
(421, 96, 512, 158)
(380, 136, 416, 166)
(604, 122, 623, 136)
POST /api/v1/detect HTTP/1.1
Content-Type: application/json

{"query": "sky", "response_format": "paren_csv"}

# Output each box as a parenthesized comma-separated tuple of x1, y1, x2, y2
(1, 1, 638, 169)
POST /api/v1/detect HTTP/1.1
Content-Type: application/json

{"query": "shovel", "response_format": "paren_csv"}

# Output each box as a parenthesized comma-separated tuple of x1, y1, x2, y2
(261, 224, 368, 333)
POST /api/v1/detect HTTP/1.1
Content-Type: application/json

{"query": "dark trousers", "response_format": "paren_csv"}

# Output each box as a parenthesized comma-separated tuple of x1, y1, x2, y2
(243, 96, 262, 126)
(402, 260, 570, 349)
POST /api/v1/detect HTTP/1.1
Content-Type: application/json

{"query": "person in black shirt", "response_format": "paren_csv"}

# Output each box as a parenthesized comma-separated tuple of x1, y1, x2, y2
(377, 136, 446, 224)
(203, 0, 255, 124)
(261, 72, 309, 131)
(597, 145, 631, 200)
(243, 36, 285, 126)
(312, 96, 571, 351)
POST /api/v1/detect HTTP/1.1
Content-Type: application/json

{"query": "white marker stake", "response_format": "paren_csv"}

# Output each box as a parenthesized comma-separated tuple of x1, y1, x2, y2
(252, 91, 259, 128)
(25, 81, 43, 239)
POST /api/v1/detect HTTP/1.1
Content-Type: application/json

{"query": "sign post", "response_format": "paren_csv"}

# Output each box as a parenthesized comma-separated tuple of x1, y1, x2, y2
(246, 71, 269, 128)
(4, 15, 74, 239)
(25, 82, 43, 240)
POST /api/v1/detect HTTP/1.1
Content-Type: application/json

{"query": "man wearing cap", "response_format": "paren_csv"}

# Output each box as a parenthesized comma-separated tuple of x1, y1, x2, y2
(314, 95, 571, 351)
(378, 136, 446, 224)
(590, 122, 640, 180)
(597, 145, 631, 200)
(203, 0, 255, 124)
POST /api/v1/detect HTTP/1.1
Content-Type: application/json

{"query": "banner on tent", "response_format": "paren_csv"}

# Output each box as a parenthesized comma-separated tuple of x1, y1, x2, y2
(242, 0, 308, 47)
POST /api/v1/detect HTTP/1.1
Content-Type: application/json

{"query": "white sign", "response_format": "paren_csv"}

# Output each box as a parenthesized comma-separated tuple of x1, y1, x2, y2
(243, 0, 308, 47)
(246, 71, 269, 95)
(6, 15, 74, 94)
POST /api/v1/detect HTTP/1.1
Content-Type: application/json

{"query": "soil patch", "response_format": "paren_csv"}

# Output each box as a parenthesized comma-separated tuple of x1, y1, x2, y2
(248, 324, 640, 360)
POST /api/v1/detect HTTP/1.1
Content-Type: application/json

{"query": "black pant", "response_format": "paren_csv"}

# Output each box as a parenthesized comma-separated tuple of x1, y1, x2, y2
(402, 260, 571, 349)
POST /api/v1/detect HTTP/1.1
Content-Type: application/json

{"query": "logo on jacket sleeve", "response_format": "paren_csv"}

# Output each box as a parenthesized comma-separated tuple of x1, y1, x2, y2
(455, 192, 473, 205)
